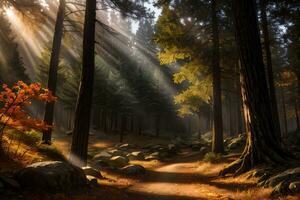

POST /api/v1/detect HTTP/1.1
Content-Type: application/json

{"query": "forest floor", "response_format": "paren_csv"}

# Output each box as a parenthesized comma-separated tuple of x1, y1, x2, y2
(1, 130, 300, 200)
(53, 131, 300, 200)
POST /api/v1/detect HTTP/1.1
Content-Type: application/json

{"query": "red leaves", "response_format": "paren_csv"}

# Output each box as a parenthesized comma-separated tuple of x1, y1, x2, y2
(0, 81, 56, 133)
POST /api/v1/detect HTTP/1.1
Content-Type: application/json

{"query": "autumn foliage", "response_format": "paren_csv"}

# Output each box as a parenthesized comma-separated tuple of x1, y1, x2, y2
(0, 81, 56, 142)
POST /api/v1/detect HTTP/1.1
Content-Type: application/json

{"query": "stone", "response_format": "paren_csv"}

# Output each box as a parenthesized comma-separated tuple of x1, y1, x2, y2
(266, 167, 300, 187)
(82, 166, 103, 179)
(118, 143, 134, 150)
(108, 149, 124, 156)
(289, 181, 300, 193)
(200, 147, 209, 154)
(109, 156, 129, 168)
(93, 151, 112, 161)
(86, 175, 98, 186)
(121, 165, 146, 175)
(16, 161, 87, 192)
(127, 151, 144, 160)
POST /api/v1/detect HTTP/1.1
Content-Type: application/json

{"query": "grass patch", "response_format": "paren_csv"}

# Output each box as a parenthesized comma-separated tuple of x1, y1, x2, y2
(37, 144, 66, 161)
(6, 129, 42, 147)
(203, 152, 222, 163)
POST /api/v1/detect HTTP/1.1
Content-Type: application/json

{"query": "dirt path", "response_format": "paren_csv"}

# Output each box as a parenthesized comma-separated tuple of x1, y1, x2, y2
(125, 153, 272, 200)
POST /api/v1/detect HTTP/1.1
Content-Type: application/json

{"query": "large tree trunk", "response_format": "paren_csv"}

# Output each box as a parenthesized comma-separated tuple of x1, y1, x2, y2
(211, 0, 224, 153)
(70, 0, 96, 167)
(294, 101, 300, 130)
(220, 0, 291, 176)
(260, 0, 281, 142)
(42, 0, 65, 144)
(281, 89, 288, 137)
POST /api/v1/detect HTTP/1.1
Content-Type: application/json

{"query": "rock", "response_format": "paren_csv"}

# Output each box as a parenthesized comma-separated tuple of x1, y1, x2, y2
(200, 147, 209, 154)
(266, 167, 300, 187)
(86, 175, 98, 186)
(121, 165, 146, 175)
(82, 166, 103, 179)
(108, 149, 124, 156)
(109, 156, 129, 168)
(93, 151, 112, 161)
(0, 175, 20, 189)
(16, 161, 87, 192)
(145, 152, 160, 161)
(127, 151, 144, 160)
(118, 143, 134, 150)
(289, 181, 300, 193)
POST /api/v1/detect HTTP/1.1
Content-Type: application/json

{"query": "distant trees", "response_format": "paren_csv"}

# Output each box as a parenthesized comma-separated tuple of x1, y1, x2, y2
(155, 0, 225, 152)
(0, 13, 29, 84)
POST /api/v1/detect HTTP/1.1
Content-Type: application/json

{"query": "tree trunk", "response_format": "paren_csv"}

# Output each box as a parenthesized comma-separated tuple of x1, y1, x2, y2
(281, 89, 288, 137)
(120, 114, 126, 143)
(260, 0, 281, 142)
(70, 0, 96, 167)
(211, 0, 224, 153)
(42, 0, 65, 144)
(295, 100, 300, 130)
(138, 116, 143, 135)
(220, 0, 291, 176)
(155, 114, 160, 137)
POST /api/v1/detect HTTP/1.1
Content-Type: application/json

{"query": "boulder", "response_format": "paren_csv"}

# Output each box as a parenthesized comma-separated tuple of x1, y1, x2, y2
(82, 166, 103, 179)
(121, 165, 146, 175)
(127, 151, 144, 160)
(145, 152, 160, 160)
(289, 181, 300, 193)
(118, 143, 134, 150)
(86, 175, 98, 186)
(15, 161, 87, 192)
(266, 167, 300, 187)
(93, 151, 112, 161)
(200, 147, 209, 154)
(109, 156, 129, 168)
(108, 149, 124, 156)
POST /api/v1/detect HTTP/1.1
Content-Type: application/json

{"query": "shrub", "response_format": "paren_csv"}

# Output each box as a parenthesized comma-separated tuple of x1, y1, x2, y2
(203, 152, 222, 163)
(6, 129, 41, 147)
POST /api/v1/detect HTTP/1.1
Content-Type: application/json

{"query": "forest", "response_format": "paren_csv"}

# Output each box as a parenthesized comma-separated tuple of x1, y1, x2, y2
(0, 0, 299, 199)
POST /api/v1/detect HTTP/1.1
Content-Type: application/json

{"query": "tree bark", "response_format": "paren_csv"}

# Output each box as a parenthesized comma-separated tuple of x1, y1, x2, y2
(211, 0, 224, 153)
(155, 114, 160, 137)
(70, 0, 96, 167)
(220, 0, 291, 176)
(281, 89, 288, 137)
(295, 100, 300, 130)
(42, 0, 65, 144)
(260, 0, 281, 142)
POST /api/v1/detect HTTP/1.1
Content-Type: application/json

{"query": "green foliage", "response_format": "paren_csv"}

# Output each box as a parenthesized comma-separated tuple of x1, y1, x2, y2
(203, 152, 222, 163)
(37, 145, 66, 161)
(6, 129, 41, 147)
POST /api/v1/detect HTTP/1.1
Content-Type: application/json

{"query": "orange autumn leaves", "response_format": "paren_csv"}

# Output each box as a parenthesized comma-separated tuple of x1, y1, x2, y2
(0, 81, 56, 134)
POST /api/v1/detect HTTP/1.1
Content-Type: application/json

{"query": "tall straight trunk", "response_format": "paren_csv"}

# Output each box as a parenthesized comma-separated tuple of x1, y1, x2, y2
(120, 114, 126, 142)
(221, 0, 291, 176)
(281, 89, 288, 137)
(138, 116, 143, 135)
(70, 0, 96, 167)
(260, 0, 281, 142)
(110, 111, 114, 131)
(211, 0, 224, 153)
(42, 0, 65, 144)
(295, 100, 300, 130)
(155, 114, 160, 137)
